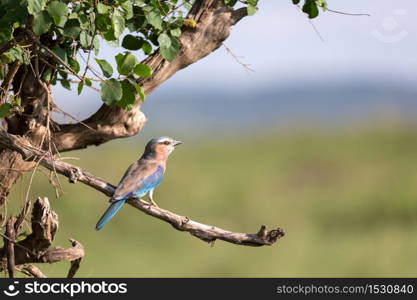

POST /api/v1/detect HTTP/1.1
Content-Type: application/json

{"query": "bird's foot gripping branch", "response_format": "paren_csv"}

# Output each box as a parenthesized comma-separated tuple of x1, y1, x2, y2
(0, 129, 285, 251)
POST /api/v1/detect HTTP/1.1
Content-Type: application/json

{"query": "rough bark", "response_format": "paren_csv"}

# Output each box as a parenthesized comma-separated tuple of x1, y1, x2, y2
(16, 264, 47, 278)
(0, 64, 49, 206)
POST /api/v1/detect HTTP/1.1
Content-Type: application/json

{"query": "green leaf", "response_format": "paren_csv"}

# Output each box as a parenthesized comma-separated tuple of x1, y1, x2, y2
(33, 11, 52, 35)
(122, 35, 143, 50)
(96, 15, 111, 31)
(58, 70, 68, 79)
(142, 41, 153, 55)
(316, 0, 328, 10)
(79, 31, 92, 48)
(145, 8, 162, 30)
(77, 81, 84, 95)
(28, 0, 48, 15)
(115, 52, 137, 76)
(128, 78, 145, 101)
(52, 46, 67, 64)
(52, 15, 67, 27)
(68, 12, 78, 19)
(120, 0, 133, 20)
(78, 12, 94, 30)
(68, 57, 80, 73)
(247, 4, 257, 16)
(292, 0, 300, 4)
(42, 68, 52, 82)
(60, 79, 71, 90)
(95, 58, 113, 78)
(100, 79, 123, 105)
(93, 35, 100, 55)
(126, 7, 146, 31)
(103, 29, 116, 42)
(0, 103, 12, 118)
(1, 47, 23, 64)
(46, 1, 68, 18)
(0, 22, 12, 46)
(84, 78, 92, 87)
(133, 63, 152, 78)
(302, 0, 319, 19)
(11, 96, 21, 107)
(112, 9, 125, 39)
(106, 38, 119, 47)
(96, 3, 110, 15)
(158, 33, 179, 62)
(170, 28, 181, 37)
(224, 0, 238, 6)
(117, 80, 136, 109)
(63, 19, 81, 38)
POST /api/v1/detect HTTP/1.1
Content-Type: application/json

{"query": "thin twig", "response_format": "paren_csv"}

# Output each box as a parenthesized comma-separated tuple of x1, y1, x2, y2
(0, 36, 22, 56)
(0, 232, 38, 257)
(0, 61, 21, 105)
(53, 105, 98, 132)
(34, 41, 84, 81)
(4, 218, 16, 278)
(223, 43, 254, 72)
(326, 8, 370, 17)
(295, 4, 324, 42)
(308, 18, 324, 42)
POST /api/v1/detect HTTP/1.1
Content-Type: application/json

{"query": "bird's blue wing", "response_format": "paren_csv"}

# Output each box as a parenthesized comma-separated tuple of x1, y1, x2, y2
(95, 160, 165, 230)
(112, 160, 164, 201)
(95, 199, 126, 231)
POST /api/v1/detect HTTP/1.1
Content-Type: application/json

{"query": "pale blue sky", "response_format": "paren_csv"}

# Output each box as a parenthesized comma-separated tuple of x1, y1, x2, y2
(54, 0, 417, 127)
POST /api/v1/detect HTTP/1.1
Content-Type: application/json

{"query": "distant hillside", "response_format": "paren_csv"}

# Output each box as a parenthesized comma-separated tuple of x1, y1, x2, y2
(141, 80, 417, 136)
(53, 79, 417, 137)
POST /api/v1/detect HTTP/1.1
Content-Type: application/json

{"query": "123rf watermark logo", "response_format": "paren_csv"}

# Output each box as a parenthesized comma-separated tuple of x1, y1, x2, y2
(2, 281, 128, 297)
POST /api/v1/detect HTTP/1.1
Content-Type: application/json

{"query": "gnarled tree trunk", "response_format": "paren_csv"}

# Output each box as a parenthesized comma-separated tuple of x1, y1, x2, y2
(0, 0, 248, 207)
(0, 62, 50, 206)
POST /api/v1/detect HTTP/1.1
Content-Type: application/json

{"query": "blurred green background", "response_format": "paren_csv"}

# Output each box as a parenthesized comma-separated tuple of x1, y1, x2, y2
(6, 124, 417, 277)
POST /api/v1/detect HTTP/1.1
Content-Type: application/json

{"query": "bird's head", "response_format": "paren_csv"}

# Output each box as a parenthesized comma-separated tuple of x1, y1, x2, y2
(144, 136, 182, 159)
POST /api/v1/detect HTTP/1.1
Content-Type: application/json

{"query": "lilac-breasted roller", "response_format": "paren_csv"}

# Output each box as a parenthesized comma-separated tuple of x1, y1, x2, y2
(95, 136, 182, 230)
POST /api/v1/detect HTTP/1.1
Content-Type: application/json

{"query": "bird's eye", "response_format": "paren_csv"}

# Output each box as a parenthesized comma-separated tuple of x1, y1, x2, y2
(163, 141, 170, 145)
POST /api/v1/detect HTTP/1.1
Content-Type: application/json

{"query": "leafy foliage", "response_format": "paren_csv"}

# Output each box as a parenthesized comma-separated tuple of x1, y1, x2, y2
(292, 0, 327, 19)
(0, 0, 211, 111)
(0, 0, 294, 115)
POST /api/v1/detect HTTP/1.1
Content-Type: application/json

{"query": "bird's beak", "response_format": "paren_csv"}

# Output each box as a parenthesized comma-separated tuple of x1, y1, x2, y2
(173, 140, 183, 146)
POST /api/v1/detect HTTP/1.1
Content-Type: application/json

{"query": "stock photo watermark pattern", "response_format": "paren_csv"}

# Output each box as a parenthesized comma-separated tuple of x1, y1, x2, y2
(372, 9, 408, 43)
(1, 280, 128, 298)
(0, 279, 415, 299)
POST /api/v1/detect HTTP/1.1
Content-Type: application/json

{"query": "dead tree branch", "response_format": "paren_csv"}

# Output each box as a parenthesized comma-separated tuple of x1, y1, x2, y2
(0, 197, 85, 277)
(0, 61, 21, 105)
(16, 264, 47, 278)
(0, 130, 285, 247)
(4, 217, 16, 278)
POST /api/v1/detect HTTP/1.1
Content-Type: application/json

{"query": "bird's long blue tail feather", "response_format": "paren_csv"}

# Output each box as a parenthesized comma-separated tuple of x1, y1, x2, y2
(95, 199, 126, 231)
